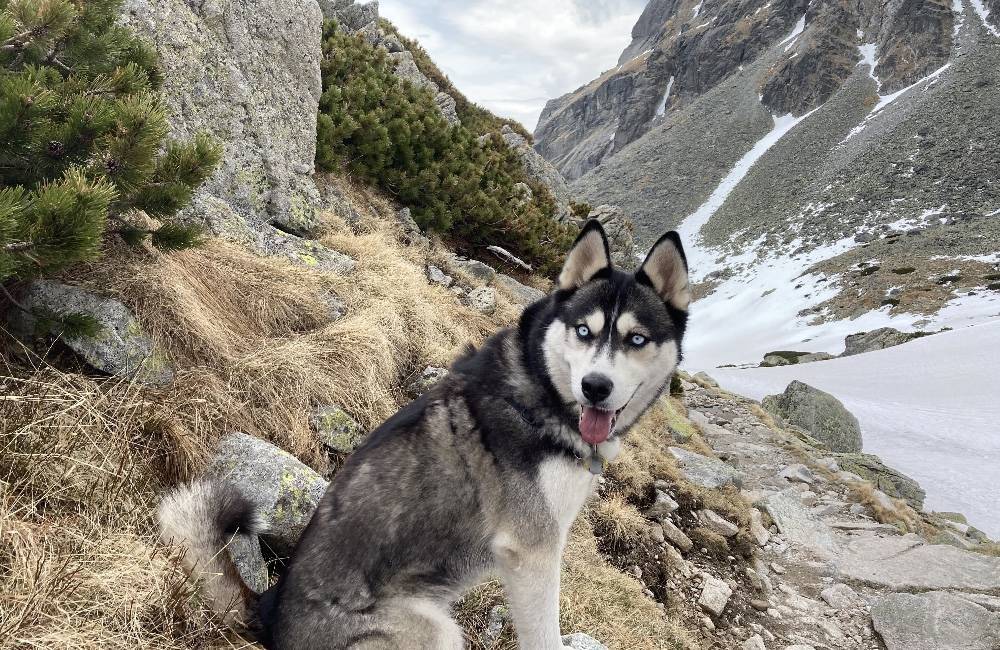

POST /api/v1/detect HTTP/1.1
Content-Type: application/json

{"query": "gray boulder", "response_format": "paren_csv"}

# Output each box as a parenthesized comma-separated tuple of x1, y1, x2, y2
(121, 0, 325, 238)
(842, 328, 928, 356)
(871, 592, 1000, 650)
(698, 575, 733, 616)
(661, 519, 694, 551)
(668, 447, 743, 489)
(494, 274, 546, 305)
(210, 433, 328, 553)
(447, 256, 497, 285)
(833, 452, 926, 509)
(310, 405, 365, 454)
(9, 281, 173, 386)
(761, 380, 862, 453)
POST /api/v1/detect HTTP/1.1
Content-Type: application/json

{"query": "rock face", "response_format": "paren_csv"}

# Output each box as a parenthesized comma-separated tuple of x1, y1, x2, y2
(494, 274, 546, 305)
(121, 0, 324, 237)
(9, 281, 173, 386)
(210, 432, 328, 553)
(762, 381, 863, 453)
(833, 452, 926, 508)
(498, 125, 573, 221)
(871, 592, 1000, 650)
(835, 533, 1000, 592)
(842, 328, 928, 356)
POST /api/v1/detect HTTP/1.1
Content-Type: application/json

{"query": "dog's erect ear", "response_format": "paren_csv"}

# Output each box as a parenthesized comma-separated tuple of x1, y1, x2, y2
(636, 231, 691, 311)
(558, 220, 612, 290)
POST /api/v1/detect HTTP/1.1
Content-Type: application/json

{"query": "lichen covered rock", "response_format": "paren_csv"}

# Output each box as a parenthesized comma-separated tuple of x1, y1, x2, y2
(121, 0, 325, 238)
(311, 406, 366, 454)
(833, 452, 926, 508)
(762, 380, 863, 453)
(209, 432, 328, 553)
(10, 281, 173, 386)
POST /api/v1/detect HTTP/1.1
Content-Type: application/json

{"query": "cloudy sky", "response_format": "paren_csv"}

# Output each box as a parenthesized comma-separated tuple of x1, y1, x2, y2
(379, 0, 647, 132)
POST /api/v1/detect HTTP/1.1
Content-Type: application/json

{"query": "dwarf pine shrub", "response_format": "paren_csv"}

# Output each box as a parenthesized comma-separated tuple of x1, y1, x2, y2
(315, 21, 573, 275)
(0, 0, 220, 318)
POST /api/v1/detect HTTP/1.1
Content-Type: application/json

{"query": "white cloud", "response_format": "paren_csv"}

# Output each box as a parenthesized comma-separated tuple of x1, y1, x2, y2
(379, 0, 646, 131)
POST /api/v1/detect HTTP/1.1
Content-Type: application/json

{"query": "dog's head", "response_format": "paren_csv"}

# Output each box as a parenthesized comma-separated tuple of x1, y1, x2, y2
(541, 220, 690, 446)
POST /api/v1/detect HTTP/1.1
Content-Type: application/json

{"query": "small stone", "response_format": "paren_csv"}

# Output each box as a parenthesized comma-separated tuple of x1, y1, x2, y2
(770, 562, 786, 574)
(743, 634, 766, 650)
(645, 490, 680, 520)
(820, 584, 859, 610)
(649, 524, 665, 544)
(750, 599, 771, 612)
(426, 265, 453, 287)
(698, 575, 733, 616)
(561, 632, 609, 650)
(799, 491, 818, 506)
(467, 287, 497, 315)
(406, 366, 448, 396)
(849, 503, 866, 515)
(778, 464, 816, 485)
(698, 509, 739, 537)
(310, 405, 365, 453)
(661, 519, 694, 552)
(750, 509, 771, 546)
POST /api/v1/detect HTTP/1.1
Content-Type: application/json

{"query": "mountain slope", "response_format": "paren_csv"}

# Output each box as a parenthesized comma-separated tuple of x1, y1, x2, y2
(533, 0, 999, 370)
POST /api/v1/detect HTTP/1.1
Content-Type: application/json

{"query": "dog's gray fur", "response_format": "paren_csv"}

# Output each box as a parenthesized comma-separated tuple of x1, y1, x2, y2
(158, 221, 690, 649)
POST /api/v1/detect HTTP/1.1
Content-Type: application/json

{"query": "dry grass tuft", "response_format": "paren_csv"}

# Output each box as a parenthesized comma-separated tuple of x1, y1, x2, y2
(0, 370, 233, 649)
(847, 481, 924, 533)
(589, 495, 651, 549)
(561, 518, 700, 650)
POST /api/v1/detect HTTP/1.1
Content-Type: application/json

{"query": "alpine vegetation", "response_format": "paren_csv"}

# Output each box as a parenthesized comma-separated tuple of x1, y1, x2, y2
(0, 0, 220, 326)
(315, 20, 574, 274)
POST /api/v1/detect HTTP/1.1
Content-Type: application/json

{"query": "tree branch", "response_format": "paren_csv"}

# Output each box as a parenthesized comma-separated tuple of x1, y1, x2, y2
(2, 241, 34, 253)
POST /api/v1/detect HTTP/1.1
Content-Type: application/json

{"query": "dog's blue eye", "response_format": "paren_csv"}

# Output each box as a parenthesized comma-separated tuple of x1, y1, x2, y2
(629, 334, 647, 347)
(575, 325, 590, 339)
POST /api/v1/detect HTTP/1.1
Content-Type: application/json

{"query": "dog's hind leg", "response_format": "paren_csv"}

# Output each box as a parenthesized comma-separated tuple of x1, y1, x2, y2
(351, 597, 465, 650)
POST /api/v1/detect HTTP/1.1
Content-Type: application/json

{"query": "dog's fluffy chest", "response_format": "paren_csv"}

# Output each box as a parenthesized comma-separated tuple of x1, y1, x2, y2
(536, 457, 597, 534)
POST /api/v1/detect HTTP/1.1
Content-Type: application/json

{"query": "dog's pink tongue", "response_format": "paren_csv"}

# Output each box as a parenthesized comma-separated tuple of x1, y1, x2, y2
(579, 407, 613, 445)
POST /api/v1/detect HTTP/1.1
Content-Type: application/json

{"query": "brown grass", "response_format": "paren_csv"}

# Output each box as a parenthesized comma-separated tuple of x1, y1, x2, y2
(0, 370, 234, 649)
(561, 518, 700, 650)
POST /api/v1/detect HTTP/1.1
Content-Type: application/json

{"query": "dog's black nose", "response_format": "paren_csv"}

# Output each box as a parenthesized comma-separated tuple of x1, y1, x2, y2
(581, 373, 613, 404)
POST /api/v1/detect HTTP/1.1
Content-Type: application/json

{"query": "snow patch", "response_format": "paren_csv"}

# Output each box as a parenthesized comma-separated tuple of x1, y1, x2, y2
(843, 62, 951, 142)
(677, 111, 815, 269)
(953, 0, 966, 39)
(654, 76, 675, 117)
(779, 15, 807, 50)
(710, 321, 1000, 539)
(692, 0, 704, 19)
(970, 0, 1000, 36)
(696, 17, 716, 29)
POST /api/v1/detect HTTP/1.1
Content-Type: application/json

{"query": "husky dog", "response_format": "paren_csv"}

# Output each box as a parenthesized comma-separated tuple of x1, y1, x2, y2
(158, 220, 690, 649)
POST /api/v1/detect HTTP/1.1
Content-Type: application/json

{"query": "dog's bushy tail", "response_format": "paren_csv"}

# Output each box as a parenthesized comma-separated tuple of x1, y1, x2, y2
(158, 480, 266, 631)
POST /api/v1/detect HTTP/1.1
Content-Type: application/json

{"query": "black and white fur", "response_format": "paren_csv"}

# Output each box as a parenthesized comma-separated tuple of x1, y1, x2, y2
(158, 221, 690, 649)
